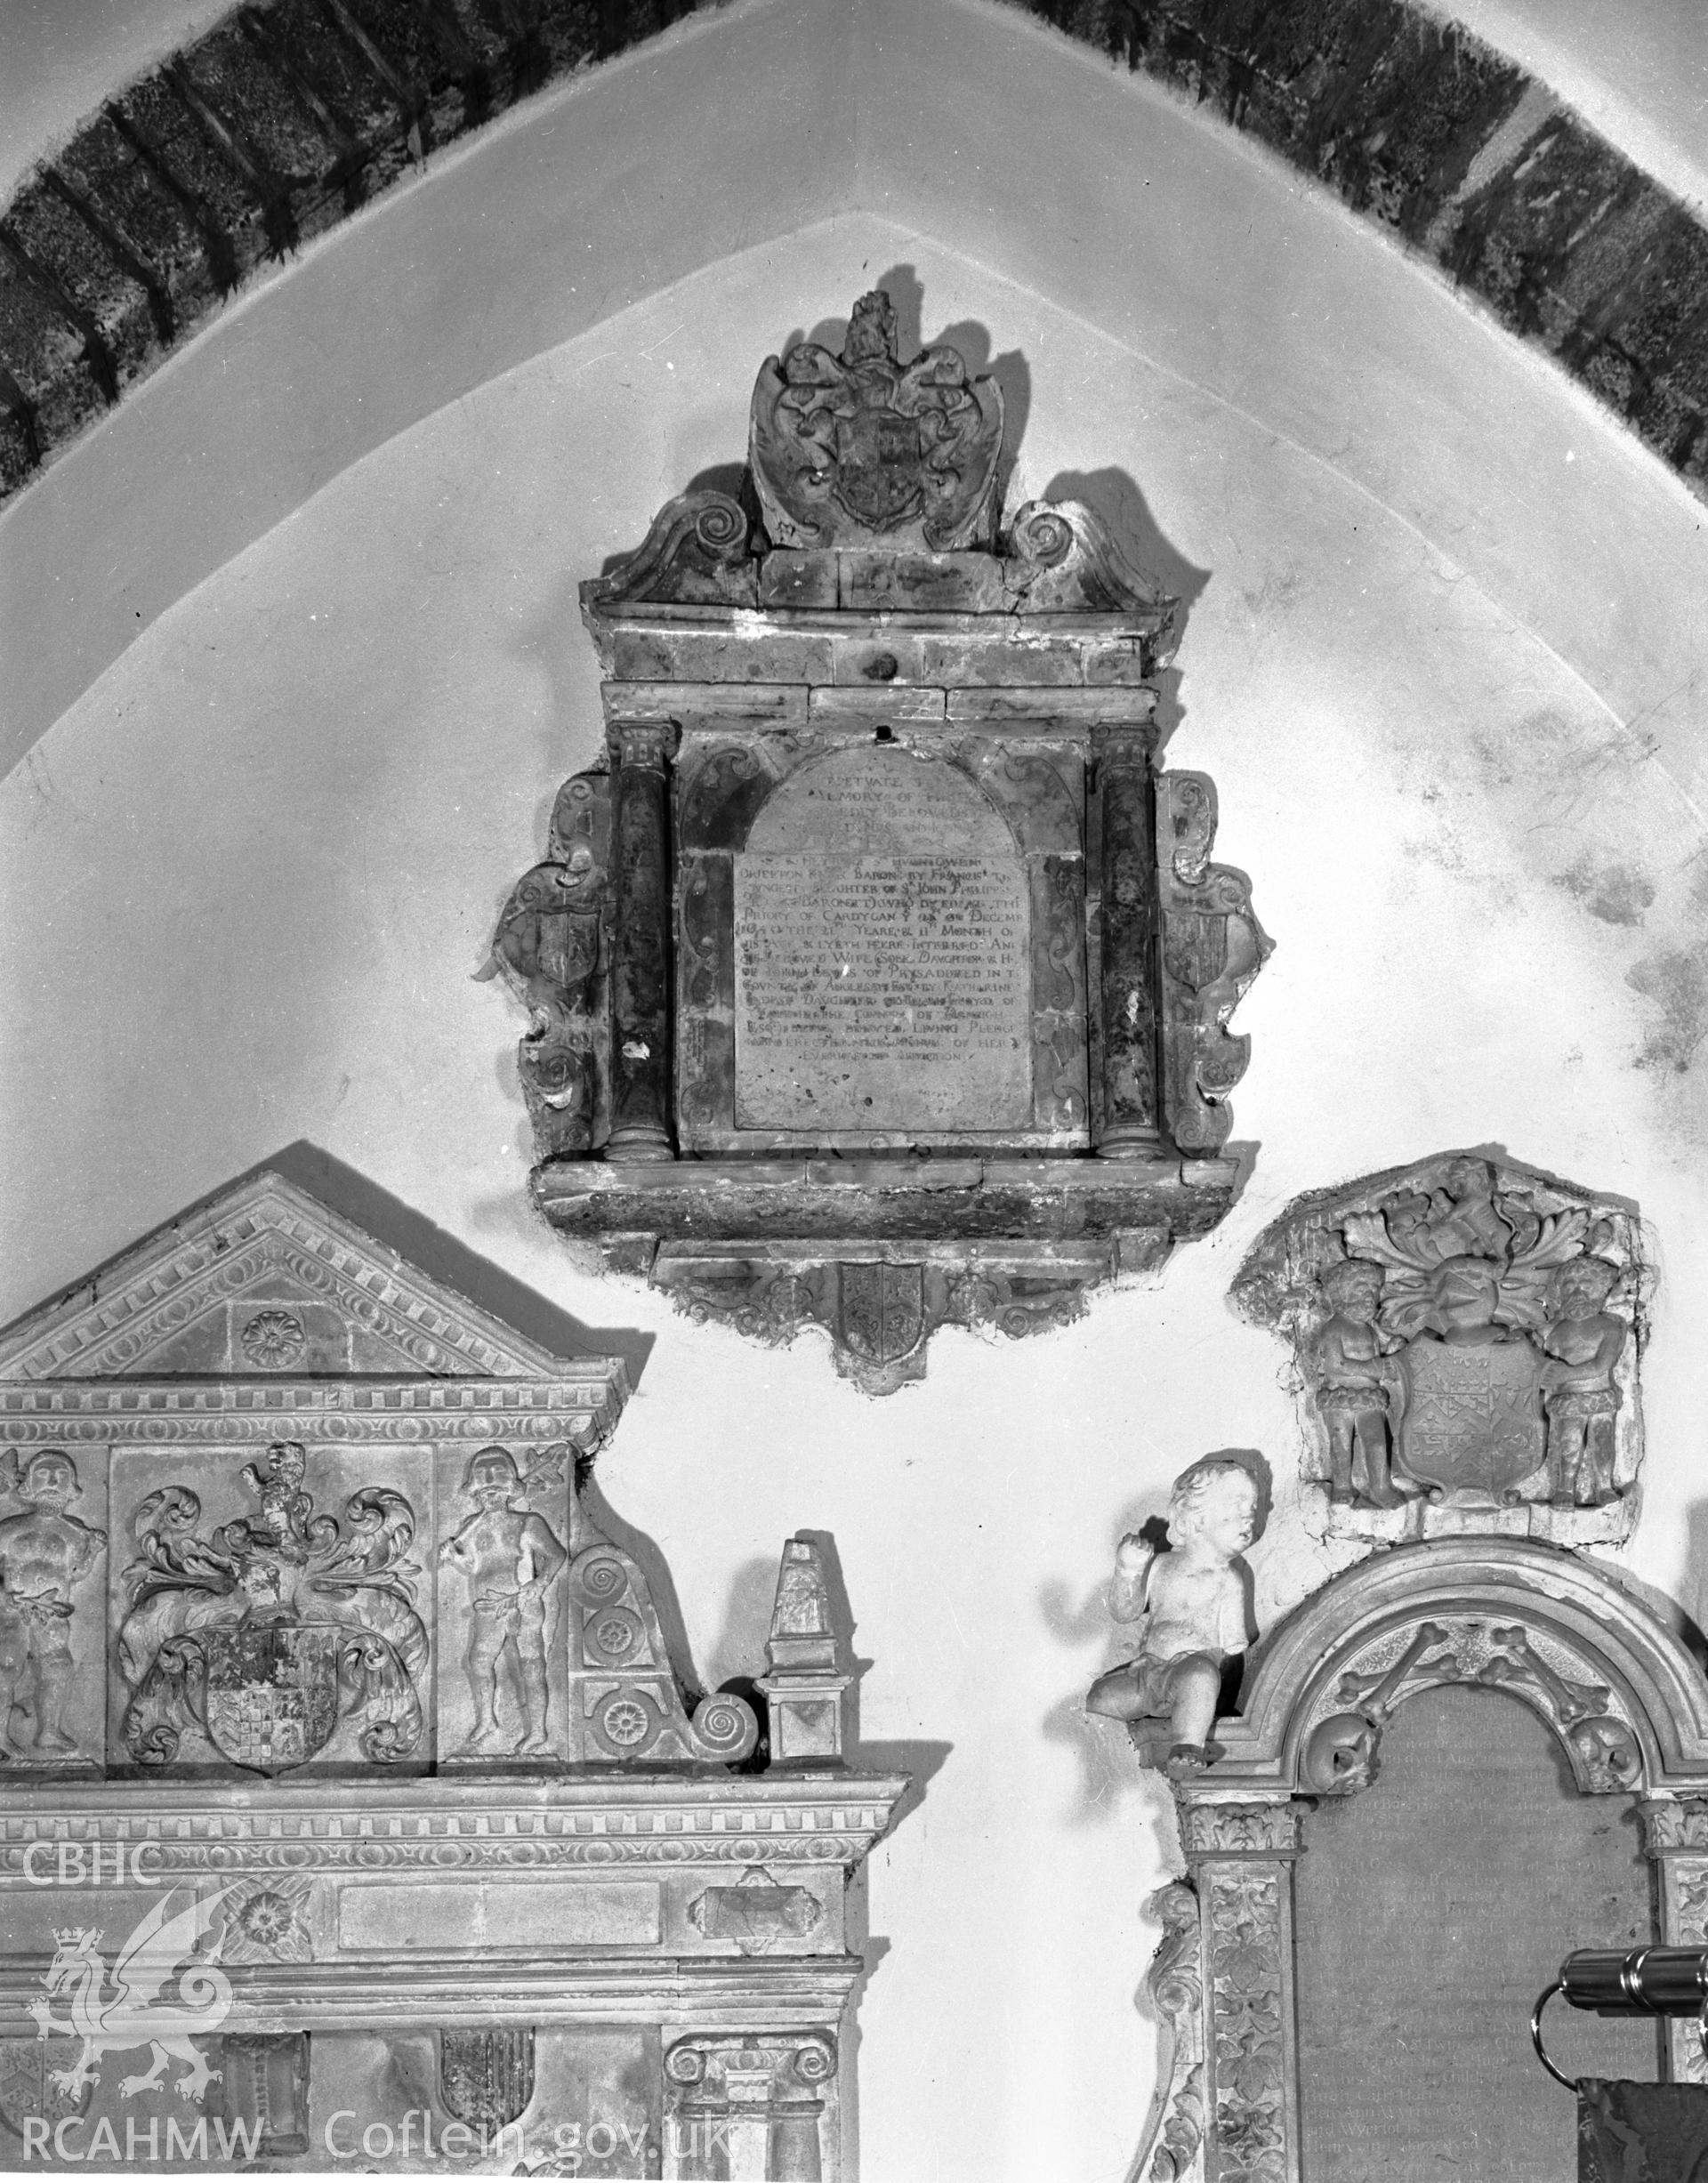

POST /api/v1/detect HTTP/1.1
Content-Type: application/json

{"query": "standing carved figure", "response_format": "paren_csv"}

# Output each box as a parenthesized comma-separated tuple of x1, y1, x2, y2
(0, 1450, 104, 1759)
(440, 1447, 567, 1758)
(1309, 1260, 1407, 1508)
(1086, 1457, 1260, 1774)
(1540, 1258, 1626, 1506)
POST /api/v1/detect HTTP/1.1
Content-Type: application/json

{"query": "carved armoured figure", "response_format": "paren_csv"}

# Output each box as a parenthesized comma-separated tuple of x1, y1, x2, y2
(440, 1447, 567, 1758)
(0, 1450, 104, 1758)
(1540, 1258, 1626, 1507)
(1086, 1457, 1260, 1774)
(1309, 1260, 1407, 1508)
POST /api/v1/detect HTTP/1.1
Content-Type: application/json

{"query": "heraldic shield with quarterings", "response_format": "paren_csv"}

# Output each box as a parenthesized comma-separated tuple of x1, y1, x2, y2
(1233, 1148, 1650, 1547)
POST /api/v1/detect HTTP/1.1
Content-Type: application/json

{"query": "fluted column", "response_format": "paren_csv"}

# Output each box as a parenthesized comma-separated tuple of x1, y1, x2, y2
(606, 719, 677, 1160)
(1093, 722, 1162, 1156)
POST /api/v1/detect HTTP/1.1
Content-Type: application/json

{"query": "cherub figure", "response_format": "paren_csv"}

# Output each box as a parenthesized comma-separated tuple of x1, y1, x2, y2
(1539, 1258, 1626, 1507)
(1309, 1260, 1408, 1507)
(1086, 1457, 1261, 1775)
(0, 1450, 106, 1759)
(439, 1446, 567, 1757)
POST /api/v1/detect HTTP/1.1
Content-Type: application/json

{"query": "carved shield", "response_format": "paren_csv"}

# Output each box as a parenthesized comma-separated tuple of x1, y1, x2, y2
(0, 2039, 89, 2140)
(202, 1621, 342, 1773)
(439, 2029, 535, 2132)
(1398, 1336, 1546, 1503)
(839, 1264, 924, 1367)
(832, 408, 924, 530)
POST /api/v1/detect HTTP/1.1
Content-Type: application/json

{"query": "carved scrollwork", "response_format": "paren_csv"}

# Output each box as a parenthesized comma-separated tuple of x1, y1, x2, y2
(1298, 1615, 1644, 1797)
(1156, 772, 1271, 1154)
(1134, 1881, 1207, 2183)
(578, 488, 756, 607)
(488, 769, 611, 1160)
(1004, 500, 1180, 648)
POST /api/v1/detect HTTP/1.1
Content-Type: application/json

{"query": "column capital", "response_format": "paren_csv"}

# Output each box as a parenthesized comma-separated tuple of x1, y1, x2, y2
(613, 719, 678, 772)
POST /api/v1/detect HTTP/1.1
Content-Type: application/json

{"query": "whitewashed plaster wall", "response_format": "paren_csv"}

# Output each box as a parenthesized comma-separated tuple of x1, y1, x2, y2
(3, 4, 1708, 2179)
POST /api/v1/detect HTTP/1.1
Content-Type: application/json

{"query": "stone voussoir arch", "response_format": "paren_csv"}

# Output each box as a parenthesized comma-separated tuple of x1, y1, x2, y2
(5, 0, 1708, 514)
(1140, 1539, 1708, 2183)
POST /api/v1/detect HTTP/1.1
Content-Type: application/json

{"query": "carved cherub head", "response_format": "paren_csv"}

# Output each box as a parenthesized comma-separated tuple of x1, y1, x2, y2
(1319, 1259, 1383, 1321)
(1549, 1256, 1619, 1321)
(1168, 1458, 1261, 1560)
(463, 1446, 525, 1509)
(12, 1448, 80, 1511)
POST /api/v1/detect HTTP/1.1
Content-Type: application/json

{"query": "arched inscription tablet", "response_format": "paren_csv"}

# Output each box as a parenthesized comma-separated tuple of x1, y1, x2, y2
(734, 746, 1030, 1132)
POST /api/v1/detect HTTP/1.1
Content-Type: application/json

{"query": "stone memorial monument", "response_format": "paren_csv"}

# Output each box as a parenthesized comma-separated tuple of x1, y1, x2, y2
(1123, 1541, 1708, 2183)
(493, 289, 1270, 1391)
(0, 1172, 906, 2176)
(1231, 1150, 1649, 1545)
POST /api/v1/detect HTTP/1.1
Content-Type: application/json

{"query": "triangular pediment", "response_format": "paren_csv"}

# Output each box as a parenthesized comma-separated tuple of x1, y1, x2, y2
(0, 1172, 583, 1382)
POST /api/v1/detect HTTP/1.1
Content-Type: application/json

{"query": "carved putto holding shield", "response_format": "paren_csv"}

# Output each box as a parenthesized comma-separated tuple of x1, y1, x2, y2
(1234, 1151, 1648, 1545)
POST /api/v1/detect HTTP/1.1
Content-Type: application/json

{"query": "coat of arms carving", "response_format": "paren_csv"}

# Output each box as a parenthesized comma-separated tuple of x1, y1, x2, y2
(1234, 1151, 1648, 1545)
(117, 1442, 427, 1772)
(749, 289, 1004, 550)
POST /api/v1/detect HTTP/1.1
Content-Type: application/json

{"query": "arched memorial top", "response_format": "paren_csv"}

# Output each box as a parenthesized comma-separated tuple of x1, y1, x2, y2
(1212, 1539, 1708, 1802)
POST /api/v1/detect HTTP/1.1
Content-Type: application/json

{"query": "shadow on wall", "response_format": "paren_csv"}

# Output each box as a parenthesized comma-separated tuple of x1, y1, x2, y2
(1040, 1449, 1272, 1827)
(261, 1140, 655, 1392)
(1043, 465, 1211, 753)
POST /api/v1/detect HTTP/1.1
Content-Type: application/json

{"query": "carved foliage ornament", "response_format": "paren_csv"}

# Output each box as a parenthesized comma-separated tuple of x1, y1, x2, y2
(117, 1440, 427, 1773)
(1232, 1152, 1647, 1542)
(1298, 1615, 1643, 1800)
(749, 290, 1004, 551)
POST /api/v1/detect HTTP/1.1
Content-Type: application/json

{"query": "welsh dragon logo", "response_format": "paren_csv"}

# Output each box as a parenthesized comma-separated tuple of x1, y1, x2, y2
(28, 1889, 233, 2104)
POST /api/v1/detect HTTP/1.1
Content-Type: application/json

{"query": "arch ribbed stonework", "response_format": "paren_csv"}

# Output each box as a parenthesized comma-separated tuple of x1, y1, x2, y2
(1140, 1541, 1708, 2183)
(4, 0, 1708, 510)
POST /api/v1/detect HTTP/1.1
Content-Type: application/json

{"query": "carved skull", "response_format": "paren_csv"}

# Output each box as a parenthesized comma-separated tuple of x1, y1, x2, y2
(1567, 1713, 1642, 1793)
(1302, 1710, 1382, 1796)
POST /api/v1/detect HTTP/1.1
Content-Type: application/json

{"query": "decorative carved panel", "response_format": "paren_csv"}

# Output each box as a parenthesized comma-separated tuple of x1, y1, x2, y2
(495, 287, 1270, 1390)
(0, 1174, 906, 2175)
(1233, 1150, 1649, 1546)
